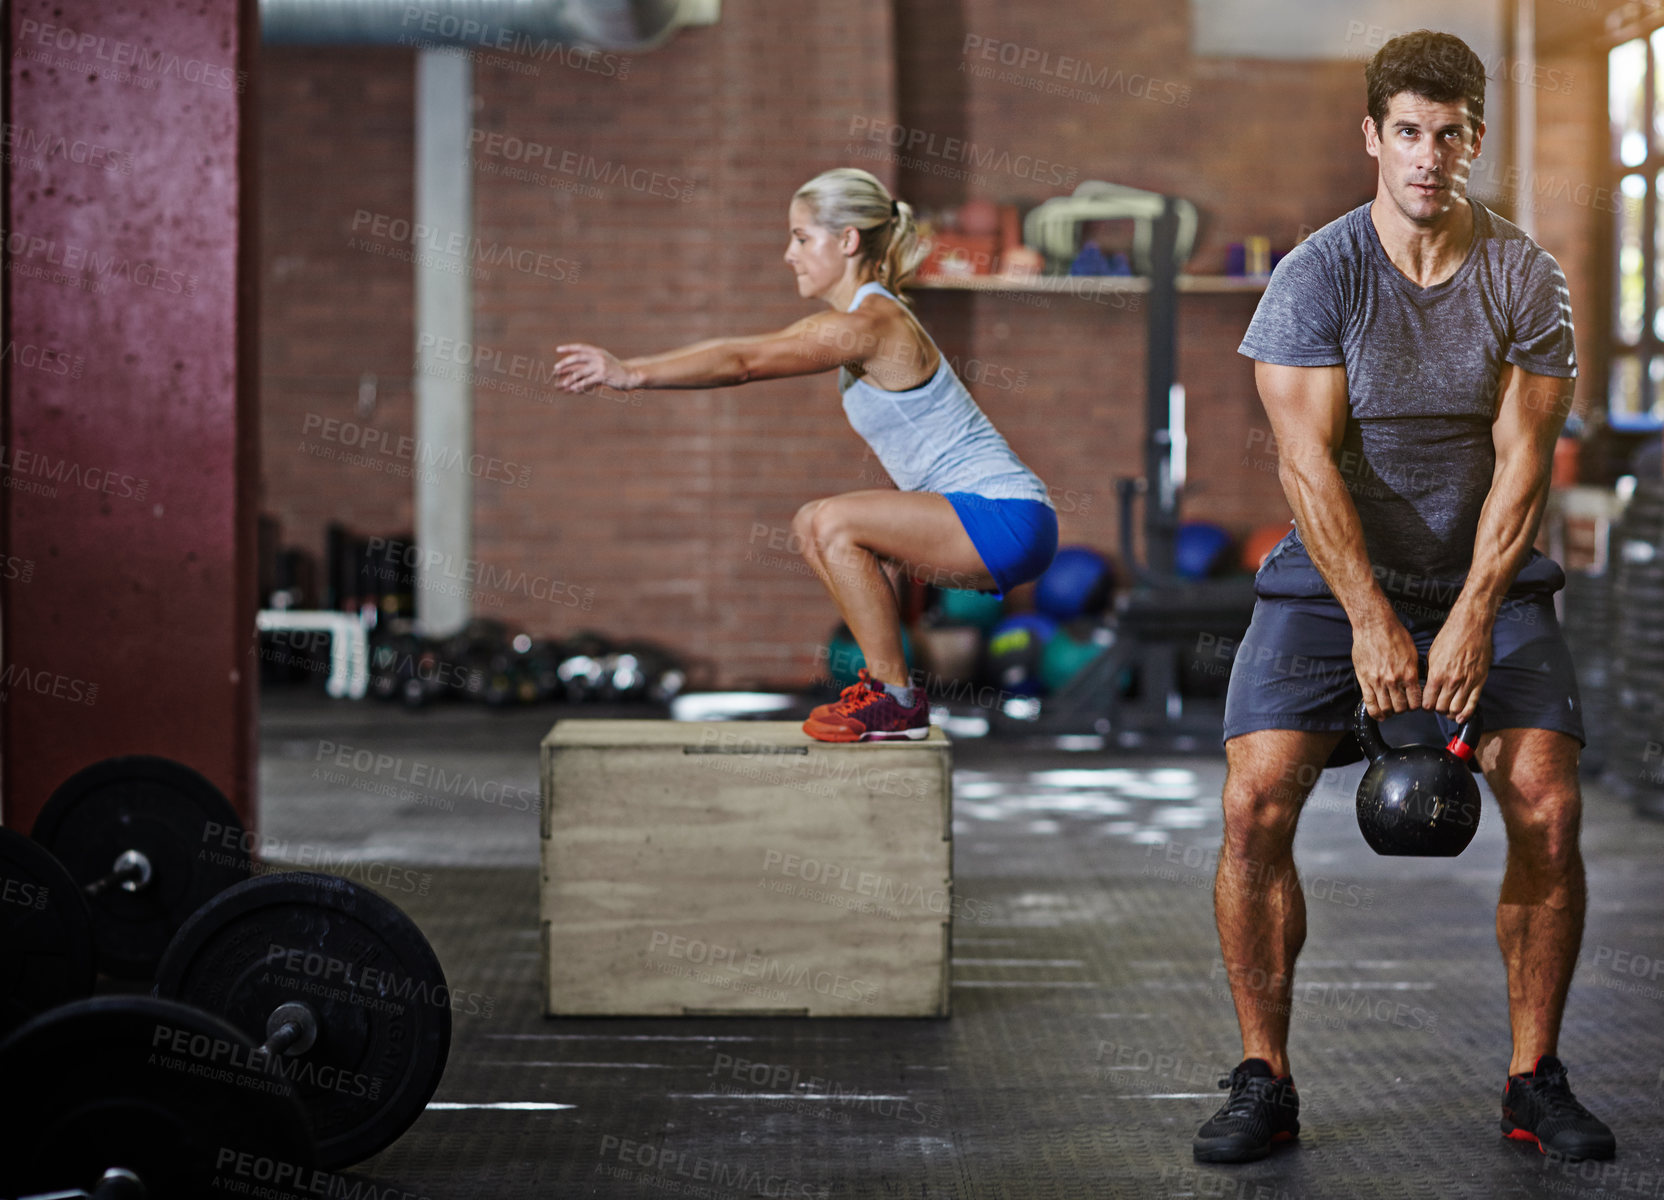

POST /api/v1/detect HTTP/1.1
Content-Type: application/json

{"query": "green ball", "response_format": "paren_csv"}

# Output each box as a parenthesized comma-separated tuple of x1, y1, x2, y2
(826, 625, 916, 689)
(936, 588, 1005, 632)
(1040, 624, 1108, 694)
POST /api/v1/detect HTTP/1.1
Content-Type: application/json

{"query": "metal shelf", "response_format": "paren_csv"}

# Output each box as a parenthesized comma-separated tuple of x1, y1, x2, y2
(911, 273, 1269, 296)
(915, 210, 1271, 743)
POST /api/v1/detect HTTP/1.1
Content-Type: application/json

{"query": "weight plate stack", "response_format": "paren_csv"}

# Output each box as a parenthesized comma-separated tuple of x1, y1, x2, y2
(0, 827, 96, 1036)
(155, 870, 452, 1169)
(368, 626, 425, 703)
(1609, 473, 1664, 816)
(556, 631, 612, 703)
(32, 756, 252, 979)
(0, 995, 316, 1197)
(1560, 568, 1612, 776)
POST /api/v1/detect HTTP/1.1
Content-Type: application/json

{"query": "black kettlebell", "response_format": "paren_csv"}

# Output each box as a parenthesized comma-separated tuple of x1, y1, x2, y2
(1353, 700, 1482, 857)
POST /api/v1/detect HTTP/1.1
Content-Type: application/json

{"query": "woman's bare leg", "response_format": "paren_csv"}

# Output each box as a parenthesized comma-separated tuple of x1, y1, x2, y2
(792, 490, 996, 688)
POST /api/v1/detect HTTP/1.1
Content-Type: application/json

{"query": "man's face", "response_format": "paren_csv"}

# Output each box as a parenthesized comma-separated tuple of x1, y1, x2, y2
(1364, 91, 1485, 225)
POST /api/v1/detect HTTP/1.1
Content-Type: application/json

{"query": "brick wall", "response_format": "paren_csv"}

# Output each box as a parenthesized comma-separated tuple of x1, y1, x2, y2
(260, 47, 417, 578)
(895, 0, 1374, 571)
(1530, 45, 1609, 422)
(259, 2, 1612, 689)
(468, 0, 897, 687)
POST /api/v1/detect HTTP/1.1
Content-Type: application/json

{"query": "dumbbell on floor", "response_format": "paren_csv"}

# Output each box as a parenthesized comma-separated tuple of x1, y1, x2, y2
(154, 869, 454, 1168)
(1, 755, 256, 1036)
(18, 1167, 147, 1200)
(0, 994, 317, 1199)
(0, 827, 97, 1037)
(1, 870, 452, 1193)
(17, 1167, 146, 1200)
(33, 755, 253, 980)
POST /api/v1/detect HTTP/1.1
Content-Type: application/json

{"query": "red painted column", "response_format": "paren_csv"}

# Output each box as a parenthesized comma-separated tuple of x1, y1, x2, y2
(3, 1, 260, 830)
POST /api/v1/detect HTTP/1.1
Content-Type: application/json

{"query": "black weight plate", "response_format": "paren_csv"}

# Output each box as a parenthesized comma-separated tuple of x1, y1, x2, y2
(0, 827, 96, 1035)
(155, 870, 451, 1169)
(0, 994, 315, 1198)
(33, 755, 252, 979)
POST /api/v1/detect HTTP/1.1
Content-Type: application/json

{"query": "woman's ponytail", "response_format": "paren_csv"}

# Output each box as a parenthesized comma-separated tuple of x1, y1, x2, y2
(879, 198, 925, 295)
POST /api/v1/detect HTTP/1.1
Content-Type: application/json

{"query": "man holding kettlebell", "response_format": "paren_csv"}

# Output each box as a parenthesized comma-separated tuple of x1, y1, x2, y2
(1195, 29, 1614, 1165)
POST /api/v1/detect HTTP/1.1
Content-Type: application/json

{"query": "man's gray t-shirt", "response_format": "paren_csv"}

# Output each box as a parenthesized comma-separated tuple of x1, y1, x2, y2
(1238, 200, 1576, 604)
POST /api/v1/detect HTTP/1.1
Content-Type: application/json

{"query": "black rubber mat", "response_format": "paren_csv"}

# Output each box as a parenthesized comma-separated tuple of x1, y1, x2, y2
(255, 698, 1664, 1198)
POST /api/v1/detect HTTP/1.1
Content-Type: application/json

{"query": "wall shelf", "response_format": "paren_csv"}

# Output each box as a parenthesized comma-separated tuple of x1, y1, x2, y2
(912, 273, 1269, 297)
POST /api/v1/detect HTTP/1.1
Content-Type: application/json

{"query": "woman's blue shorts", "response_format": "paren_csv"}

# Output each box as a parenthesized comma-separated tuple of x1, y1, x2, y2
(943, 493, 1059, 599)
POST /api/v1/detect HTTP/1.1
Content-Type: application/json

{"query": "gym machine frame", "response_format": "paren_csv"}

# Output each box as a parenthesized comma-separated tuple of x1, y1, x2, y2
(980, 197, 1260, 746)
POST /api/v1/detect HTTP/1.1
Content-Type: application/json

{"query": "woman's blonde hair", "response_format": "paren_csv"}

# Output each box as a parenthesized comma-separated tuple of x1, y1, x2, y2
(791, 168, 925, 298)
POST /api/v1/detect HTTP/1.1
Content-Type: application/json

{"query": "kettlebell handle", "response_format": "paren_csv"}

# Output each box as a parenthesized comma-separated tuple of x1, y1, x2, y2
(1352, 699, 1479, 764)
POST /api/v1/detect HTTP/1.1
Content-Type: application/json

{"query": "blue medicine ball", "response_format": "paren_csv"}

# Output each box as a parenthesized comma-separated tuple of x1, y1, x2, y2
(985, 613, 1058, 697)
(1034, 546, 1114, 620)
(1174, 522, 1233, 580)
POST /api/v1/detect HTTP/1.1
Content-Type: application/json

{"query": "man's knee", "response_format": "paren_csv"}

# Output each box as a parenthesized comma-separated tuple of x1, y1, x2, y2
(1496, 786, 1583, 866)
(1220, 771, 1305, 854)
(1220, 733, 1336, 853)
(1485, 731, 1583, 864)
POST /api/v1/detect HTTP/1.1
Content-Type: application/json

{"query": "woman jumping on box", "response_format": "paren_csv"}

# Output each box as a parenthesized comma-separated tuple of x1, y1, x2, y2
(555, 167, 1057, 743)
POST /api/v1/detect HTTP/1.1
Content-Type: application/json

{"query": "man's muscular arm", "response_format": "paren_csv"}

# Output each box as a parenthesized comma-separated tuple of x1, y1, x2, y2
(1256, 360, 1421, 717)
(1423, 365, 1575, 723)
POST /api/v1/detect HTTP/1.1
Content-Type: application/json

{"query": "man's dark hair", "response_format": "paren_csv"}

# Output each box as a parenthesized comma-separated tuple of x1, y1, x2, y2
(1366, 30, 1486, 135)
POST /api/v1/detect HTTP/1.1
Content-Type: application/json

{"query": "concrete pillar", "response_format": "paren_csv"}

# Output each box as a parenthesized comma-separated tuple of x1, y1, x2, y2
(413, 48, 473, 637)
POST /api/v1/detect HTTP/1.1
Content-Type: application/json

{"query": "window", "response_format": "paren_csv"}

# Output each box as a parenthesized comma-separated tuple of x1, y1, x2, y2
(1609, 33, 1664, 428)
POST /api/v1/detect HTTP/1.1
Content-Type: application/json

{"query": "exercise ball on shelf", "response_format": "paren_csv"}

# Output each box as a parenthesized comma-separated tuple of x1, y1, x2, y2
(1039, 618, 1110, 694)
(934, 587, 1006, 632)
(1034, 546, 1115, 620)
(1241, 522, 1294, 572)
(1174, 522, 1234, 580)
(985, 613, 1058, 697)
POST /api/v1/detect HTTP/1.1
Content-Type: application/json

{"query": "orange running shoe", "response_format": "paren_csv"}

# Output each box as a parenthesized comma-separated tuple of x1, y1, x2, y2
(805, 668, 879, 723)
(803, 668, 929, 743)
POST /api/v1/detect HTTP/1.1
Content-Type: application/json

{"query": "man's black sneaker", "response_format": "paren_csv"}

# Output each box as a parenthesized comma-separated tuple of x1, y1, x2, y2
(1501, 1055, 1616, 1161)
(1192, 1057, 1300, 1163)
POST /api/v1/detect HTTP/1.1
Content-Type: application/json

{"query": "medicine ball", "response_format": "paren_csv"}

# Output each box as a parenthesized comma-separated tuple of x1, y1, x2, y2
(1034, 546, 1114, 620)
(1174, 522, 1233, 580)
(986, 613, 1058, 697)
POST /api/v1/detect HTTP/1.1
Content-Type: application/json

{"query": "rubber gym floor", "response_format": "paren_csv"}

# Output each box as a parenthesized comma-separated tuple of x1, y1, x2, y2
(257, 690, 1664, 1200)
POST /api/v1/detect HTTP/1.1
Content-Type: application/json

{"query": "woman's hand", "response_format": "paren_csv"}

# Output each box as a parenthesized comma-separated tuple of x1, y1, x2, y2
(555, 344, 639, 392)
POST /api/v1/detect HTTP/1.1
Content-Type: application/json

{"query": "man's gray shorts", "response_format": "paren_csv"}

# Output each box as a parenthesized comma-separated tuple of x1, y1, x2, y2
(1222, 534, 1585, 750)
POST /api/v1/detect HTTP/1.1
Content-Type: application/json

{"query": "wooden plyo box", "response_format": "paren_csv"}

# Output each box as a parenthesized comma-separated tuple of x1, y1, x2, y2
(540, 720, 952, 1018)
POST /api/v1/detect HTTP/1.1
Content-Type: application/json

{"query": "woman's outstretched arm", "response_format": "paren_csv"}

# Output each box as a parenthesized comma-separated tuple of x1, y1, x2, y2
(555, 309, 901, 392)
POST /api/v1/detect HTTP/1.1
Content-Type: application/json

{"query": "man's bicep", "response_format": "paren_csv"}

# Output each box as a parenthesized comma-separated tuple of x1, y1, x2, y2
(1255, 362, 1350, 464)
(1494, 365, 1574, 462)
(1506, 251, 1577, 378)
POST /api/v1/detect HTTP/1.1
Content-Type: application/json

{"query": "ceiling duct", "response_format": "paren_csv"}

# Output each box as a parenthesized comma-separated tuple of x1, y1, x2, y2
(260, 0, 719, 51)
